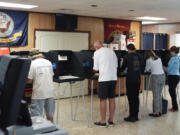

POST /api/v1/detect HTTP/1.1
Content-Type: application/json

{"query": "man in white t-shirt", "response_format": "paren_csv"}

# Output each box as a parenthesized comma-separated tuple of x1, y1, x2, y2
(93, 41, 118, 127)
(27, 48, 54, 123)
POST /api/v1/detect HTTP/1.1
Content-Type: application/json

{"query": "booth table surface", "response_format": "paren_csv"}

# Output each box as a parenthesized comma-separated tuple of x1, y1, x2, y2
(53, 76, 84, 83)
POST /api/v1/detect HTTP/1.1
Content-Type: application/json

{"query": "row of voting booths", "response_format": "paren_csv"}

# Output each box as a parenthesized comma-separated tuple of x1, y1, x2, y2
(31, 49, 171, 126)
(0, 49, 171, 132)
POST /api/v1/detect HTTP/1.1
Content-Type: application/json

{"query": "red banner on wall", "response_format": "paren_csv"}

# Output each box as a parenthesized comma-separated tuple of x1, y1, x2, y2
(104, 19, 130, 43)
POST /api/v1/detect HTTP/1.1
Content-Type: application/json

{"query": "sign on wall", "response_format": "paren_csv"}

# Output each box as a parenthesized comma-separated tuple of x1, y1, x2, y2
(0, 10, 28, 47)
(104, 19, 130, 43)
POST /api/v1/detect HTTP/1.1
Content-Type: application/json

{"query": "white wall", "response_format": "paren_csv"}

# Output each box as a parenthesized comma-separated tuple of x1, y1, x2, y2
(35, 31, 89, 98)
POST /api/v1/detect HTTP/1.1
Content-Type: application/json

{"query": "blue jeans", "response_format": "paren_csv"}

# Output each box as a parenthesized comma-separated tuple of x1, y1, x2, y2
(31, 98, 55, 118)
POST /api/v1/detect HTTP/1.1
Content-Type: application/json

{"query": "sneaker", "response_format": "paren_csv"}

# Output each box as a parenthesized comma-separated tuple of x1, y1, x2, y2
(94, 122, 107, 127)
(124, 116, 137, 122)
(108, 121, 115, 127)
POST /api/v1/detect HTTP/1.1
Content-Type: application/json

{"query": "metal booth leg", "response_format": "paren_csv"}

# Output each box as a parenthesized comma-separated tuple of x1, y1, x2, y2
(70, 82, 74, 121)
(117, 78, 121, 123)
(89, 80, 94, 127)
(74, 81, 88, 124)
(124, 78, 128, 112)
(142, 76, 146, 117)
(74, 82, 81, 121)
(143, 76, 146, 117)
(56, 83, 61, 125)
(145, 75, 151, 109)
(176, 85, 180, 106)
(80, 81, 89, 125)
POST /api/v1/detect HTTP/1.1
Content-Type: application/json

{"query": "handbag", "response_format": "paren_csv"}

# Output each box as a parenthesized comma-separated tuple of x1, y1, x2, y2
(162, 98, 168, 114)
(153, 97, 168, 114)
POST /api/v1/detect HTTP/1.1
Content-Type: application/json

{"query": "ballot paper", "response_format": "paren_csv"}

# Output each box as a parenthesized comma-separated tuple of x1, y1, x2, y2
(58, 55, 68, 61)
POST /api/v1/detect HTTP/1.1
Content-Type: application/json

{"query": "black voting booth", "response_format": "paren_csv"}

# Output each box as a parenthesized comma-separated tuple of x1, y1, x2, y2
(45, 50, 74, 81)
(136, 49, 171, 70)
(72, 50, 95, 79)
(0, 55, 32, 133)
(10, 51, 33, 104)
(44, 49, 172, 80)
(5, 53, 69, 135)
(46, 50, 95, 81)
(45, 50, 95, 123)
(153, 50, 171, 67)
(10, 51, 30, 58)
(114, 50, 128, 77)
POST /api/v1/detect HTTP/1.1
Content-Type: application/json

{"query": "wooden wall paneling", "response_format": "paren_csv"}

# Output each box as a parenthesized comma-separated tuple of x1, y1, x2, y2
(130, 21, 141, 49)
(39, 14, 55, 29)
(28, 13, 41, 50)
(77, 16, 104, 49)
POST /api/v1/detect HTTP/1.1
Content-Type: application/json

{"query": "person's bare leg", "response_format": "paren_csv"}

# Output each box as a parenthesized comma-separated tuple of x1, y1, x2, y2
(47, 117, 54, 123)
(109, 98, 115, 122)
(100, 99, 107, 123)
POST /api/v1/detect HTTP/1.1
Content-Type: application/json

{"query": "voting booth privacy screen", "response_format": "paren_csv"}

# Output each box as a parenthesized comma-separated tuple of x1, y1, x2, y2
(8, 49, 171, 81)
(45, 49, 171, 80)
(46, 50, 95, 79)
(72, 50, 95, 79)
(0, 56, 31, 129)
(45, 50, 73, 79)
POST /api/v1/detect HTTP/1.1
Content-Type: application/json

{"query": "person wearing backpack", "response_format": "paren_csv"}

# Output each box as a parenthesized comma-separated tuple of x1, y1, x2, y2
(121, 44, 144, 122)
(145, 51, 165, 117)
(164, 46, 180, 112)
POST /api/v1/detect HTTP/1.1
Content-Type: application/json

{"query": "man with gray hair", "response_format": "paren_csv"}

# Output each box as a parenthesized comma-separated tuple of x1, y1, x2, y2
(93, 41, 118, 127)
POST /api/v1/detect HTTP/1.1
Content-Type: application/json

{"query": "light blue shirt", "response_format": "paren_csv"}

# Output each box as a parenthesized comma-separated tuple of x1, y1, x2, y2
(165, 54, 180, 76)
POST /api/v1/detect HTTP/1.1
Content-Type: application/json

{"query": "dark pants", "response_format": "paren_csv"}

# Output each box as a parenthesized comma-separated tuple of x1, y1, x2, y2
(168, 75, 180, 110)
(126, 81, 140, 118)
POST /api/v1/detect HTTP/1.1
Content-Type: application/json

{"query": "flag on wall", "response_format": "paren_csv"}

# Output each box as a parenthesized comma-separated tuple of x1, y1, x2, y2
(0, 10, 28, 47)
(104, 19, 130, 43)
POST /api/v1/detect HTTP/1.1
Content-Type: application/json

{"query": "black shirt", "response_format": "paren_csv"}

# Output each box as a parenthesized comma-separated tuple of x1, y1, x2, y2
(121, 52, 144, 83)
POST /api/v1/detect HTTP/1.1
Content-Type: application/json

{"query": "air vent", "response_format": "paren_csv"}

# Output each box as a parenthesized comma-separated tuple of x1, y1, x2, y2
(128, 10, 135, 12)
(91, 5, 98, 7)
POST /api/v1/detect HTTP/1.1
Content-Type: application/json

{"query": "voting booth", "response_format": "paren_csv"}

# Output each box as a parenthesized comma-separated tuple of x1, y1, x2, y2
(0, 55, 31, 134)
(71, 50, 95, 79)
(0, 55, 69, 135)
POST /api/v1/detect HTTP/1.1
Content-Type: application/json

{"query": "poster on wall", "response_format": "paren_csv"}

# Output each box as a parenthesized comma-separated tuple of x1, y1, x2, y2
(104, 19, 130, 43)
(127, 31, 136, 45)
(0, 10, 28, 47)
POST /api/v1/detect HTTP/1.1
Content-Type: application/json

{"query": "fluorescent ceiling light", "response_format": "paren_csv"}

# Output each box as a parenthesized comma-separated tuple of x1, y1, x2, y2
(0, 2, 38, 9)
(137, 16, 167, 21)
(142, 21, 158, 25)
